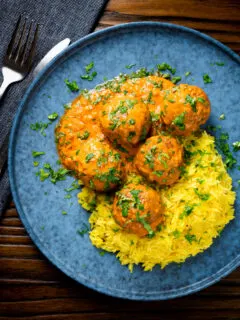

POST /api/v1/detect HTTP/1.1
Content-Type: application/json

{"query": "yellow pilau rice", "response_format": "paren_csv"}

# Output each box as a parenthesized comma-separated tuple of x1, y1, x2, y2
(78, 131, 235, 271)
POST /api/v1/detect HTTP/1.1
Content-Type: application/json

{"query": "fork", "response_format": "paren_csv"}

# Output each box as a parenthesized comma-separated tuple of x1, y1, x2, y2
(0, 16, 39, 177)
(0, 15, 39, 99)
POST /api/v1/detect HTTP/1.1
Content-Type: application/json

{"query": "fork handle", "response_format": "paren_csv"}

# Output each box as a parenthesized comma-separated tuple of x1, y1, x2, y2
(0, 67, 23, 100)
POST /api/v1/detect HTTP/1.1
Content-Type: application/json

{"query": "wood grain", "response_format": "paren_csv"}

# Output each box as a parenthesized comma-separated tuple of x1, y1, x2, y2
(1, 0, 240, 319)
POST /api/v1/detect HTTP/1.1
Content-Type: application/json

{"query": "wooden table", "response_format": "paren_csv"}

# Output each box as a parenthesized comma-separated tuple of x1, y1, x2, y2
(1, 0, 240, 319)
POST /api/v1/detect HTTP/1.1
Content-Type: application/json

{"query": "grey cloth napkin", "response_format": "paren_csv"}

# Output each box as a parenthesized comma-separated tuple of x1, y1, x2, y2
(0, 0, 108, 215)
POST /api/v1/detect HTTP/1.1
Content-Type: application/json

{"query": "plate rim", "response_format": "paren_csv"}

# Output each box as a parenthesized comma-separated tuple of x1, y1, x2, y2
(8, 21, 240, 300)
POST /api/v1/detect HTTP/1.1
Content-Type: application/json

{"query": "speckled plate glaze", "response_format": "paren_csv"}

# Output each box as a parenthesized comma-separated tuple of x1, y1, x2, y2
(9, 22, 240, 300)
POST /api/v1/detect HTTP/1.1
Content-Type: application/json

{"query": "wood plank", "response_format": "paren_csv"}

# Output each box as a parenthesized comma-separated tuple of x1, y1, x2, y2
(0, 235, 32, 245)
(0, 244, 42, 259)
(1, 282, 240, 302)
(0, 226, 27, 236)
(3, 208, 19, 218)
(106, 0, 240, 21)
(1, 296, 240, 317)
(0, 259, 63, 281)
(1, 217, 23, 227)
(0, 311, 240, 320)
(99, 11, 240, 32)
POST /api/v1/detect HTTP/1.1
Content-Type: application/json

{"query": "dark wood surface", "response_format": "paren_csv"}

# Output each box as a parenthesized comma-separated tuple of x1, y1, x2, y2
(1, 0, 240, 318)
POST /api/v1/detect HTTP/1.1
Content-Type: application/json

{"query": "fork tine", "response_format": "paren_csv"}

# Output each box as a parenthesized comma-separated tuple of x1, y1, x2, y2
(25, 23, 39, 68)
(14, 18, 27, 62)
(19, 21, 33, 65)
(6, 15, 21, 58)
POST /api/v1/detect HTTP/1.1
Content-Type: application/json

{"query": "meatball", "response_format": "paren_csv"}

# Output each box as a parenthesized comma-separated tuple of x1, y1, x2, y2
(113, 183, 164, 237)
(134, 135, 183, 186)
(74, 137, 123, 191)
(120, 75, 174, 101)
(100, 94, 151, 150)
(160, 84, 211, 136)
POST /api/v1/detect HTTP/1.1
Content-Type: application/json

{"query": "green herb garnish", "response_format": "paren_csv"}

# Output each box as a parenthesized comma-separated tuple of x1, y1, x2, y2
(48, 112, 58, 121)
(185, 94, 197, 112)
(203, 74, 212, 84)
(171, 76, 181, 84)
(85, 61, 94, 73)
(64, 79, 79, 92)
(125, 64, 136, 69)
(172, 112, 186, 130)
(32, 151, 45, 158)
(194, 188, 210, 201)
(233, 141, 240, 152)
(77, 223, 89, 236)
(85, 153, 94, 163)
(30, 122, 49, 137)
(180, 205, 195, 219)
(157, 63, 176, 74)
(78, 130, 90, 140)
(185, 233, 197, 244)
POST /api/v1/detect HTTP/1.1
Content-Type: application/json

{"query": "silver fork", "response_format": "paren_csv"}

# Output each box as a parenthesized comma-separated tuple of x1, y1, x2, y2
(0, 15, 39, 99)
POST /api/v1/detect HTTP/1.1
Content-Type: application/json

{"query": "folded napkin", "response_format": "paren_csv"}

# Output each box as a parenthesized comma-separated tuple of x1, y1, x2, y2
(0, 0, 108, 215)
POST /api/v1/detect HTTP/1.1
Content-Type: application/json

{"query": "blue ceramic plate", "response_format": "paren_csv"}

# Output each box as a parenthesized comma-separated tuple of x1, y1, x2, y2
(9, 22, 240, 300)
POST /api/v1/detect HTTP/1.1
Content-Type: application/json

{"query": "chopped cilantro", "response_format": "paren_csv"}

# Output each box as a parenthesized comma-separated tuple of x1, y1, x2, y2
(153, 170, 163, 177)
(197, 97, 206, 104)
(85, 61, 94, 73)
(64, 194, 72, 199)
(35, 168, 50, 181)
(157, 63, 176, 74)
(85, 153, 94, 163)
(233, 141, 240, 152)
(215, 62, 225, 66)
(32, 151, 45, 158)
(95, 167, 121, 190)
(36, 164, 70, 183)
(127, 131, 136, 142)
(185, 94, 197, 112)
(180, 205, 195, 219)
(130, 189, 143, 210)
(172, 230, 181, 239)
(48, 112, 58, 121)
(33, 161, 39, 167)
(185, 71, 191, 77)
(185, 233, 197, 244)
(216, 131, 237, 169)
(99, 251, 106, 256)
(64, 79, 79, 92)
(203, 74, 212, 84)
(129, 119, 136, 125)
(194, 188, 210, 201)
(171, 76, 181, 84)
(63, 103, 71, 109)
(78, 130, 90, 140)
(81, 71, 97, 81)
(77, 223, 89, 236)
(116, 192, 131, 217)
(30, 122, 49, 136)
(219, 113, 225, 120)
(125, 64, 136, 69)
(150, 112, 160, 122)
(136, 211, 155, 238)
(172, 112, 186, 130)
(62, 210, 67, 215)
